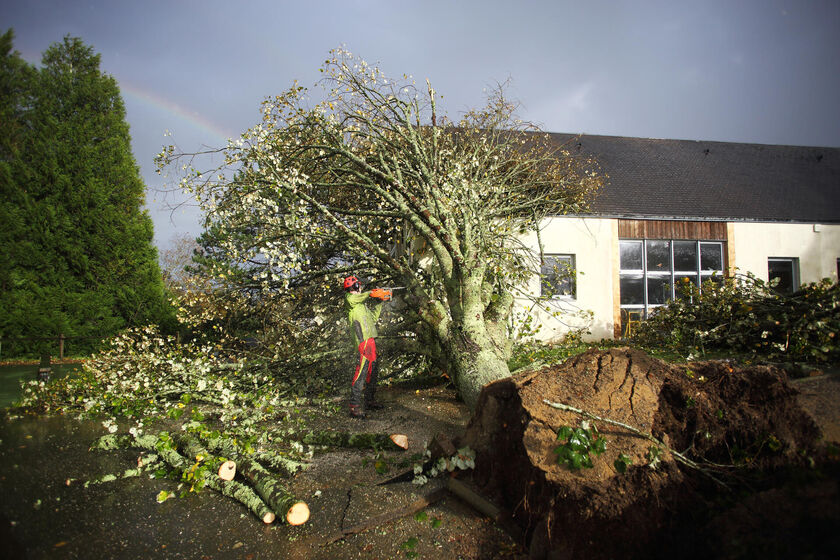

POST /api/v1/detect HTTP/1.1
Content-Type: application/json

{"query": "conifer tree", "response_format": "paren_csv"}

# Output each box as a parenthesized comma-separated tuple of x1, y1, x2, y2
(0, 32, 173, 357)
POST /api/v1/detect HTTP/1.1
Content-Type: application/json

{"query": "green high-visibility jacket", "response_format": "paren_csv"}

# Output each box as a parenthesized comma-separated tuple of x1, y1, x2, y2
(345, 291, 383, 346)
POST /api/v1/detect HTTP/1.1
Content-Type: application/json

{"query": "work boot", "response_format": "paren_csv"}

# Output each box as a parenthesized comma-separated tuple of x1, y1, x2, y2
(349, 405, 366, 419)
(364, 388, 383, 410)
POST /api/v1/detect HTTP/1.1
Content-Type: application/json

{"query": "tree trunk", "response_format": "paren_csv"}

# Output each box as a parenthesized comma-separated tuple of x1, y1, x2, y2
(447, 318, 512, 410)
(437, 270, 514, 411)
(298, 431, 409, 450)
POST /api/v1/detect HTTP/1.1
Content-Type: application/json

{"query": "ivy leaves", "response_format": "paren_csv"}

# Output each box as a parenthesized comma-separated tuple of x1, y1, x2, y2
(553, 422, 606, 470)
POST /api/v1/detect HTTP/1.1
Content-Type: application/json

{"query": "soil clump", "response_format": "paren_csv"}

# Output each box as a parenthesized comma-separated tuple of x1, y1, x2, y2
(463, 347, 839, 559)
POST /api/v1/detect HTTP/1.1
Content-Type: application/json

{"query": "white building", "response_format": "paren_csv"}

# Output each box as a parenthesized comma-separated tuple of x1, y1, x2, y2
(523, 134, 840, 341)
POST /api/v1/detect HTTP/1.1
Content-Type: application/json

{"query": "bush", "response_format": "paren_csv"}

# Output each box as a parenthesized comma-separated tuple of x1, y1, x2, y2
(631, 274, 839, 364)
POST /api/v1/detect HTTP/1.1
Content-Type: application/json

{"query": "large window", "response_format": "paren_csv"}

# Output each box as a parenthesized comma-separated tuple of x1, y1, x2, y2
(768, 258, 799, 295)
(619, 240, 724, 318)
(541, 254, 576, 298)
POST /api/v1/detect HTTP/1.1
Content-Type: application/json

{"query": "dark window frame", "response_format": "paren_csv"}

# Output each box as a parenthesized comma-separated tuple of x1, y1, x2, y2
(768, 257, 800, 295)
(619, 239, 725, 318)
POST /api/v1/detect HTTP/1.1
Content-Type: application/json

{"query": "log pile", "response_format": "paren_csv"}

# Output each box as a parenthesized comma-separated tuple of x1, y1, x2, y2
(91, 428, 408, 526)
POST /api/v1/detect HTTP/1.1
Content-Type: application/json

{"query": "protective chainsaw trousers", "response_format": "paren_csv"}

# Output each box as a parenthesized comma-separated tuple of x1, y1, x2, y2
(350, 338, 378, 409)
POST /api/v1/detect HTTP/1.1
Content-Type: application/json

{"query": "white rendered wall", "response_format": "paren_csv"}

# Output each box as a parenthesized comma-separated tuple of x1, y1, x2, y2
(518, 216, 617, 342)
(730, 223, 840, 285)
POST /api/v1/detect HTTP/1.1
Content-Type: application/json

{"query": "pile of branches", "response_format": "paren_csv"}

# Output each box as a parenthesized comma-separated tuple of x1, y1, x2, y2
(16, 326, 408, 524)
(632, 274, 839, 364)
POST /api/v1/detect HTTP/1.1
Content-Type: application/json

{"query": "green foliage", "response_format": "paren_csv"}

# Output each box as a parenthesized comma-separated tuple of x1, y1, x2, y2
(646, 445, 663, 469)
(0, 31, 174, 358)
(632, 273, 840, 364)
(614, 453, 632, 473)
(553, 422, 606, 470)
(508, 331, 593, 372)
(401, 536, 419, 558)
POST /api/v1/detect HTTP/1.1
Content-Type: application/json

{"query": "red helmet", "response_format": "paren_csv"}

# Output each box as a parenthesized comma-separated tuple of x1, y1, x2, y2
(343, 276, 360, 290)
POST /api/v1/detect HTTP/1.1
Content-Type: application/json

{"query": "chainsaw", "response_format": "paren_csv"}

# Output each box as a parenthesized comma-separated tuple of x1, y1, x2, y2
(369, 287, 405, 301)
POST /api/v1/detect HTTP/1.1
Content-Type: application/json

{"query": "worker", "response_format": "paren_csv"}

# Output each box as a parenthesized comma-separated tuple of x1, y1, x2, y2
(343, 276, 391, 418)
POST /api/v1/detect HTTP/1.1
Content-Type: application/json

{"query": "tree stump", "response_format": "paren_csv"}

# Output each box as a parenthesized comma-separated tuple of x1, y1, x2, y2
(462, 347, 822, 559)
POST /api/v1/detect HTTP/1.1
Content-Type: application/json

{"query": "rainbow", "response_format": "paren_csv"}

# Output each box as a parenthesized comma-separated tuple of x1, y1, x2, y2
(16, 44, 237, 146)
(120, 82, 235, 145)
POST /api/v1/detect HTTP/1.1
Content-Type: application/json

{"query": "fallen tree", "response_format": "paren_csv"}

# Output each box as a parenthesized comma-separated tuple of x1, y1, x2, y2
(157, 48, 604, 410)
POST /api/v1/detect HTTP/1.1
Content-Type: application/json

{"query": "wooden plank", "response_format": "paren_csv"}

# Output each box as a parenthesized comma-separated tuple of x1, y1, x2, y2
(618, 219, 727, 240)
(726, 222, 737, 276)
(611, 220, 622, 339)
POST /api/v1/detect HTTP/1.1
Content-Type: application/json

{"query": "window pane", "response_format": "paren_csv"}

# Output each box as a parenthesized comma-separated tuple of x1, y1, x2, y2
(700, 274, 723, 291)
(673, 241, 697, 271)
(674, 274, 697, 299)
(541, 255, 575, 297)
(768, 258, 796, 295)
(700, 243, 723, 271)
(646, 240, 671, 272)
(647, 276, 672, 304)
(620, 275, 644, 305)
(620, 241, 643, 270)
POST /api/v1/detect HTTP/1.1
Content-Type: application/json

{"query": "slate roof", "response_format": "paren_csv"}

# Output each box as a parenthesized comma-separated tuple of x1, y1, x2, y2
(550, 133, 840, 223)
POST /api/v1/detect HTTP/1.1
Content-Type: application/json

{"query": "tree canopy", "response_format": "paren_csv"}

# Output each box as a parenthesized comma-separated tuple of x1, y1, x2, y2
(160, 49, 603, 408)
(0, 31, 173, 357)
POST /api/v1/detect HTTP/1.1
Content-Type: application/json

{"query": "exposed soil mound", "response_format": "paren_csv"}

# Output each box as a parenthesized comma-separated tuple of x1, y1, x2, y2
(463, 347, 835, 559)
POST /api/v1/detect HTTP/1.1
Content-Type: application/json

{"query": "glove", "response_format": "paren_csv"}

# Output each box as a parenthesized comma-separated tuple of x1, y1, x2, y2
(369, 288, 392, 301)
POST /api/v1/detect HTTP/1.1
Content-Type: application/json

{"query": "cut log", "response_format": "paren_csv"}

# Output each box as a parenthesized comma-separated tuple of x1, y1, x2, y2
(251, 451, 307, 477)
(204, 475, 276, 524)
(286, 501, 310, 526)
(83, 467, 144, 488)
(200, 433, 307, 477)
(94, 432, 305, 524)
(107, 433, 275, 524)
(235, 452, 310, 526)
(218, 460, 236, 481)
(299, 430, 409, 451)
(389, 434, 409, 450)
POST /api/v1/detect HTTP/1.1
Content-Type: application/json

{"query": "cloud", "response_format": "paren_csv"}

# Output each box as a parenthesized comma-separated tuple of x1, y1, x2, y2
(566, 82, 595, 112)
(527, 81, 597, 131)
